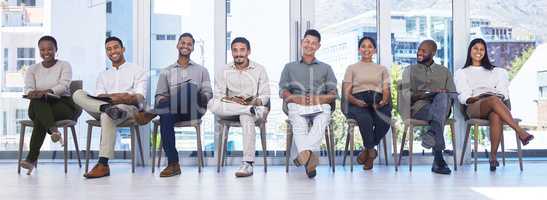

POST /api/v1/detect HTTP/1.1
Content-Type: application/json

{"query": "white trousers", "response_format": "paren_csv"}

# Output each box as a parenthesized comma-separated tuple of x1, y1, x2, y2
(208, 99, 265, 162)
(73, 90, 138, 159)
(287, 103, 331, 159)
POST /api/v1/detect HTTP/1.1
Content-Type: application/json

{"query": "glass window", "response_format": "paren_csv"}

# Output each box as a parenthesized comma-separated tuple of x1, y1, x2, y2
(314, 0, 378, 150)
(2, 0, 43, 27)
(166, 34, 176, 40)
(470, 0, 547, 151)
(17, 0, 36, 6)
(0, 0, 134, 152)
(226, 0, 290, 152)
(151, 0, 216, 151)
(2, 112, 6, 136)
(391, 0, 453, 153)
(16, 48, 35, 70)
(106, 1, 112, 14)
(156, 34, 166, 40)
(3, 48, 7, 72)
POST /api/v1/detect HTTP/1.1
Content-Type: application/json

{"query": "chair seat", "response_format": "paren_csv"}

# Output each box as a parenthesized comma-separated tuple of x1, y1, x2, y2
(19, 119, 77, 127)
(346, 118, 358, 126)
(467, 118, 521, 126)
(218, 118, 265, 127)
(404, 118, 455, 126)
(152, 119, 202, 127)
(86, 119, 138, 127)
(466, 118, 490, 126)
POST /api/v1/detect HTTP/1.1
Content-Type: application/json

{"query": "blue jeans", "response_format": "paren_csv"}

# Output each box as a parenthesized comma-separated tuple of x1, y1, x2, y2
(157, 83, 205, 163)
(347, 91, 392, 149)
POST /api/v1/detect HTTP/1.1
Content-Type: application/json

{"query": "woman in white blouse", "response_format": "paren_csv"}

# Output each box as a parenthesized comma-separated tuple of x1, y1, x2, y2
(20, 36, 78, 174)
(454, 38, 534, 171)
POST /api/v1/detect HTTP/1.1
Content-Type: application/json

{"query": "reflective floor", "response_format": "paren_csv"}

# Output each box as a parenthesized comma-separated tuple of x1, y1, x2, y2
(1, 161, 545, 200)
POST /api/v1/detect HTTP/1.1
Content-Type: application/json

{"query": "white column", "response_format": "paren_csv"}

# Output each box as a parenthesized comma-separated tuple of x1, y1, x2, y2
(452, 0, 471, 164)
(213, 0, 226, 163)
(134, 0, 151, 166)
(378, 0, 394, 164)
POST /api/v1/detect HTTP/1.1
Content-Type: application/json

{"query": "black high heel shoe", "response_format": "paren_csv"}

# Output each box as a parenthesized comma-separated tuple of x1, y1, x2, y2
(489, 160, 499, 172)
(521, 135, 534, 146)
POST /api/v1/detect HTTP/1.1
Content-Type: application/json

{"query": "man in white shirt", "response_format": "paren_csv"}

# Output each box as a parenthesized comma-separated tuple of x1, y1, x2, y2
(208, 37, 270, 177)
(73, 36, 148, 179)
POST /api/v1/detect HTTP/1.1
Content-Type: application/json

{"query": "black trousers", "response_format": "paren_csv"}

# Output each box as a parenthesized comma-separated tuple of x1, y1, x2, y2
(347, 91, 392, 149)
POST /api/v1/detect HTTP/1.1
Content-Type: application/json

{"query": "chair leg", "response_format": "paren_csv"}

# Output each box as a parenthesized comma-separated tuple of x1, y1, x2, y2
(84, 124, 92, 174)
(216, 123, 224, 173)
(17, 125, 26, 174)
(501, 132, 506, 166)
(473, 124, 479, 172)
(397, 125, 408, 171)
(324, 128, 332, 168)
(135, 126, 145, 167)
(157, 139, 163, 168)
(285, 121, 293, 173)
(151, 123, 159, 173)
(260, 123, 268, 173)
(460, 124, 471, 166)
(70, 126, 82, 168)
(449, 122, 457, 171)
(391, 122, 398, 172)
(222, 126, 230, 167)
(329, 122, 336, 172)
(63, 127, 68, 174)
(196, 125, 204, 173)
(349, 125, 355, 172)
(408, 125, 414, 172)
(130, 126, 136, 173)
(515, 132, 524, 171)
(383, 136, 388, 166)
(342, 123, 351, 167)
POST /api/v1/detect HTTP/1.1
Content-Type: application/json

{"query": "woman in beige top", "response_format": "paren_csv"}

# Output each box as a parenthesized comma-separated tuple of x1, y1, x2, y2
(20, 36, 78, 175)
(342, 36, 392, 171)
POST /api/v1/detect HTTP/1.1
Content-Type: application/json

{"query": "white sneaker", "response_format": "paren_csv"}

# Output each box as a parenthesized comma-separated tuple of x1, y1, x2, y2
(235, 162, 253, 177)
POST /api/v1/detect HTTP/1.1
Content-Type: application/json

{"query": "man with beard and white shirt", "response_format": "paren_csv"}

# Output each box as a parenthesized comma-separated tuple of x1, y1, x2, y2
(72, 36, 147, 179)
(208, 37, 270, 177)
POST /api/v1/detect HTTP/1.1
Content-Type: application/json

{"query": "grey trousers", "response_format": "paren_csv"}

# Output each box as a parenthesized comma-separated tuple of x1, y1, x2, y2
(412, 93, 455, 151)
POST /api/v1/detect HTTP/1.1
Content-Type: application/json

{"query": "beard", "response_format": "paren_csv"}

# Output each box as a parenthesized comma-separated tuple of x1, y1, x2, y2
(418, 55, 433, 65)
(178, 48, 191, 57)
(234, 57, 246, 65)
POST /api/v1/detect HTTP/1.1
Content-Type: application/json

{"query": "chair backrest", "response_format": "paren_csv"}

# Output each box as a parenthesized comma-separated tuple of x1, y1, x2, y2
(69, 80, 83, 95)
(69, 80, 83, 120)
(340, 92, 349, 117)
(396, 79, 411, 120)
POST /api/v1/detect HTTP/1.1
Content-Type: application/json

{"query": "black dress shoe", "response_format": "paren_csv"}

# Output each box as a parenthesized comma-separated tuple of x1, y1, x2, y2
(431, 159, 452, 175)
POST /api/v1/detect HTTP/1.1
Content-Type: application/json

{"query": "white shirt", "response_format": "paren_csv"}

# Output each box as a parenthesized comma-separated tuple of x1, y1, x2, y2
(454, 66, 509, 104)
(95, 62, 148, 96)
(214, 60, 270, 105)
(24, 60, 72, 96)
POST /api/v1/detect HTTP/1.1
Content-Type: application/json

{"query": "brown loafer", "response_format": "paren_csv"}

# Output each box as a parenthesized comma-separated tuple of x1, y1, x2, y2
(356, 149, 369, 165)
(134, 112, 157, 125)
(294, 150, 311, 167)
(305, 152, 319, 178)
(84, 163, 110, 179)
(363, 149, 377, 170)
(160, 163, 181, 177)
